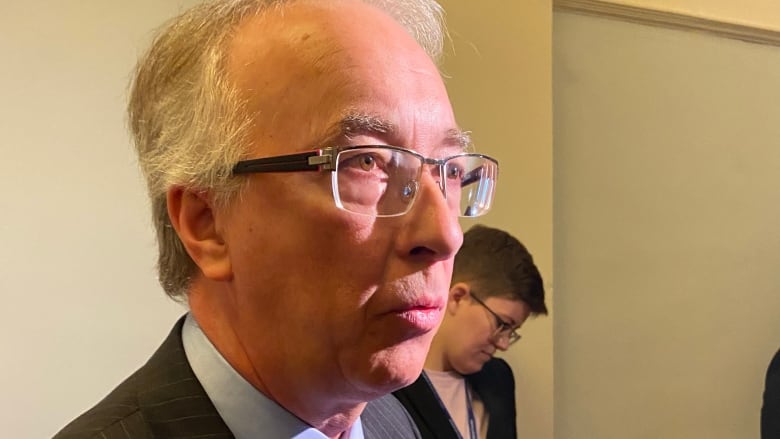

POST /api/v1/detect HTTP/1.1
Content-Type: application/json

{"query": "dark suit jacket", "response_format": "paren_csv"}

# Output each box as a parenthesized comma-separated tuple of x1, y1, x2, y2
(393, 358, 516, 439)
(54, 317, 421, 439)
(762, 348, 780, 439)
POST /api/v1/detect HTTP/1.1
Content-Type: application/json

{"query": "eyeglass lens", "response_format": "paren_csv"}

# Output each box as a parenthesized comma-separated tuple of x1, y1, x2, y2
(472, 294, 520, 345)
(333, 147, 496, 217)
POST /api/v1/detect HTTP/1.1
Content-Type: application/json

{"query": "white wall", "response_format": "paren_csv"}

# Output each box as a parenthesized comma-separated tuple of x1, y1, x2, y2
(0, 2, 198, 437)
(554, 11, 780, 439)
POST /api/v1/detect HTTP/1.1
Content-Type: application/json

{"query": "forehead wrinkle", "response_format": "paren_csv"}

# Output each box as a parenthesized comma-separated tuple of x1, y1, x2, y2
(316, 113, 468, 155)
(335, 114, 471, 151)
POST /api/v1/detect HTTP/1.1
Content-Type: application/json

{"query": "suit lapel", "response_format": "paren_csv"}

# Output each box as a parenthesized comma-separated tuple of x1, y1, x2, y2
(136, 317, 235, 439)
(394, 373, 461, 439)
(466, 358, 516, 439)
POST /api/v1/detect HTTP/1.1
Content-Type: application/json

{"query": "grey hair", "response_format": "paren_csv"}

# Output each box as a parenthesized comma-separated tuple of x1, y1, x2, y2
(128, 0, 446, 299)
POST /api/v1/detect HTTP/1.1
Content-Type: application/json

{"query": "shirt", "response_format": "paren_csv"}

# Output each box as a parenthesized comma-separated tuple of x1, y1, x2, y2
(182, 314, 364, 439)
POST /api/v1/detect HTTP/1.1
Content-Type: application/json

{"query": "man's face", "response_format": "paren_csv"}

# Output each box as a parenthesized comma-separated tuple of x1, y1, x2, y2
(217, 1, 463, 403)
(444, 292, 531, 375)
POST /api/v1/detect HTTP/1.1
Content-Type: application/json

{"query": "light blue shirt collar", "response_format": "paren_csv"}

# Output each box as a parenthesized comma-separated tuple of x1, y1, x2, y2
(182, 313, 364, 439)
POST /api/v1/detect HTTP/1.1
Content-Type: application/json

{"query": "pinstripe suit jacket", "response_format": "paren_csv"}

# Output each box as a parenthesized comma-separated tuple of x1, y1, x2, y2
(54, 317, 421, 439)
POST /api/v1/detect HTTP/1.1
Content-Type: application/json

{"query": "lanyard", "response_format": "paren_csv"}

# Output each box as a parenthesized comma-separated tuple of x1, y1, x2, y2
(465, 386, 478, 439)
(422, 371, 479, 439)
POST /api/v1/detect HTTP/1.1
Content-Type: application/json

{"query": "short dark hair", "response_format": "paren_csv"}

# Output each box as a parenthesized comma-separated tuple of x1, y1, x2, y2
(452, 225, 548, 315)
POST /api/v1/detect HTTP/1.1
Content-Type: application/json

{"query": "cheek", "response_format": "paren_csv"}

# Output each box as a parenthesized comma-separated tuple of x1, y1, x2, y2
(228, 175, 381, 273)
(450, 337, 486, 374)
(451, 321, 482, 356)
(460, 322, 493, 358)
(224, 181, 377, 303)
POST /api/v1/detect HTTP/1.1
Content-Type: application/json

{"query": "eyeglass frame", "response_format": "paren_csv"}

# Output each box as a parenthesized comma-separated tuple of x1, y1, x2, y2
(231, 144, 498, 217)
(470, 294, 522, 346)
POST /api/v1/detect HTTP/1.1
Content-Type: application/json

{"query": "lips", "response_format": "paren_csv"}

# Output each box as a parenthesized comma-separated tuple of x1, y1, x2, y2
(397, 306, 441, 328)
(389, 298, 445, 334)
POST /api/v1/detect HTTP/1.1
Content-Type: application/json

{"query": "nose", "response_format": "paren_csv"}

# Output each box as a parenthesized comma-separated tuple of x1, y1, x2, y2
(493, 335, 511, 351)
(397, 171, 462, 262)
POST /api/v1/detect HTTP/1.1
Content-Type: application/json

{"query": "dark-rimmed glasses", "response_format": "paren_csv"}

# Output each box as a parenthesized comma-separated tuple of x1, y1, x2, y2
(232, 145, 498, 218)
(471, 294, 522, 346)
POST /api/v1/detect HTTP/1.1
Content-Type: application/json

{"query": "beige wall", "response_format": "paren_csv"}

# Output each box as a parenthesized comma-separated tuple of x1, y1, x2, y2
(439, 1, 554, 438)
(1, 1, 202, 437)
(605, 0, 780, 31)
(554, 11, 780, 438)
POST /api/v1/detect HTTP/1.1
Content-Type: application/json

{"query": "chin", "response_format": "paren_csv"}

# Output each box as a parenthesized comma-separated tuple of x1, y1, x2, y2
(353, 337, 431, 395)
(456, 358, 487, 376)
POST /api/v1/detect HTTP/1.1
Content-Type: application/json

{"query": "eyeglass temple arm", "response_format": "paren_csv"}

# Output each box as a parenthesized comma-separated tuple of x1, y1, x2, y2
(461, 165, 485, 187)
(232, 149, 335, 174)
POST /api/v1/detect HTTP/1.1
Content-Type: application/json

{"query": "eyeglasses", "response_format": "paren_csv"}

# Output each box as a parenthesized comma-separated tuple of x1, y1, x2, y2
(470, 294, 522, 346)
(232, 145, 498, 217)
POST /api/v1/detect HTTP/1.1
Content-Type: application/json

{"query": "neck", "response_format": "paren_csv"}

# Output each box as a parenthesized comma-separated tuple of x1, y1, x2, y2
(187, 279, 367, 437)
(301, 404, 366, 439)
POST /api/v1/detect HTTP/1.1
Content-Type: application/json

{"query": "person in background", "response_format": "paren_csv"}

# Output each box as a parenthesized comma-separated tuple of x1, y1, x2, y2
(394, 225, 547, 439)
(54, 0, 500, 437)
(762, 348, 780, 438)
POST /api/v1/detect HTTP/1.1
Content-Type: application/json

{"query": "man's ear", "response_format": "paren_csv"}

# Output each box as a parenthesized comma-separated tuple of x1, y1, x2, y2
(447, 282, 471, 315)
(166, 186, 232, 281)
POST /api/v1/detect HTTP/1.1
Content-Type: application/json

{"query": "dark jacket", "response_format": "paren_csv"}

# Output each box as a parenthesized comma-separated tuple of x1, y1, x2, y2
(393, 357, 516, 439)
(762, 348, 780, 439)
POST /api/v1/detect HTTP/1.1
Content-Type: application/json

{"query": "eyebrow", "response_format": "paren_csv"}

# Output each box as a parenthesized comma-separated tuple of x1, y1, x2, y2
(341, 113, 394, 139)
(492, 308, 518, 327)
(444, 128, 472, 151)
(496, 312, 515, 327)
(323, 112, 472, 151)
